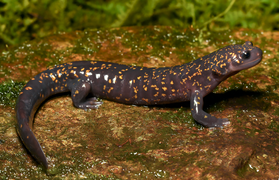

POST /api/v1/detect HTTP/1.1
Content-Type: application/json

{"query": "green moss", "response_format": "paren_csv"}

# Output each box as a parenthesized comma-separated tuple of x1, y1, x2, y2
(1, 0, 279, 48)
(268, 121, 279, 132)
(0, 80, 25, 107)
(273, 108, 279, 116)
(159, 108, 208, 131)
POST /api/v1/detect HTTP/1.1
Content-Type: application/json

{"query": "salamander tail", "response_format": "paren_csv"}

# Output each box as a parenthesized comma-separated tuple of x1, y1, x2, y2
(16, 92, 48, 169)
(17, 120, 48, 169)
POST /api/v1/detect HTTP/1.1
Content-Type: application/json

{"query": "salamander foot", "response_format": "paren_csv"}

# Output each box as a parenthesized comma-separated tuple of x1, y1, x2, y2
(76, 97, 103, 109)
(207, 118, 230, 128)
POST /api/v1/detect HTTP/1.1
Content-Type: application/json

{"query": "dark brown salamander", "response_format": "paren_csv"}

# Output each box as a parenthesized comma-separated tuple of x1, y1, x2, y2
(16, 41, 262, 169)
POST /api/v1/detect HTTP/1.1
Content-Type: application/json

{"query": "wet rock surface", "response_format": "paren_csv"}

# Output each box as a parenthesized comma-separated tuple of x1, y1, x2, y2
(0, 27, 279, 179)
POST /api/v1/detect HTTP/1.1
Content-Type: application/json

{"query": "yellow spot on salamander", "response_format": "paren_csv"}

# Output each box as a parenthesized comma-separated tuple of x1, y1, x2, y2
(57, 69, 62, 78)
(75, 90, 79, 94)
(85, 70, 91, 77)
(133, 87, 138, 94)
(220, 63, 226, 68)
(142, 98, 148, 102)
(204, 115, 208, 118)
(107, 87, 114, 93)
(50, 73, 56, 81)
(93, 67, 99, 71)
(20, 124, 22, 128)
(144, 86, 148, 91)
(162, 87, 167, 91)
(170, 81, 174, 85)
(103, 85, 106, 90)
(25, 87, 32, 90)
(27, 136, 29, 139)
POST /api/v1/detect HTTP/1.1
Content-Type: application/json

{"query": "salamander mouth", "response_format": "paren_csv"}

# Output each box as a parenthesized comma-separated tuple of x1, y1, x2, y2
(230, 56, 262, 72)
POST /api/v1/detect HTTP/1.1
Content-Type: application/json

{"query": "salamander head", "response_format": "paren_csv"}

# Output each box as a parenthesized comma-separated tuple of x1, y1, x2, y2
(212, 41, 262, 78)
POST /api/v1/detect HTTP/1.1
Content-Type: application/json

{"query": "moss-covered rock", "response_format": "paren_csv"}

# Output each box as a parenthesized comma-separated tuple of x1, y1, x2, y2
(0, 26, 278, 179)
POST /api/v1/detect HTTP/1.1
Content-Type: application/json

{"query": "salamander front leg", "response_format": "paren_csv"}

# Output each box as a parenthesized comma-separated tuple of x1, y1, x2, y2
(190, 90, 230, 127)
(71, 81, 103, 109)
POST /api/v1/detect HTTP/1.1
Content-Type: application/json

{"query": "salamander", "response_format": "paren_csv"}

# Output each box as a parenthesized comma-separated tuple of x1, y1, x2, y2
(16, 41, 262, 169)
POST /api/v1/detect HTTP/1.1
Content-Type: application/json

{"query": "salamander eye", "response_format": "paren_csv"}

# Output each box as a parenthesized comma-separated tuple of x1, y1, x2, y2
(241, 51, 250, 59)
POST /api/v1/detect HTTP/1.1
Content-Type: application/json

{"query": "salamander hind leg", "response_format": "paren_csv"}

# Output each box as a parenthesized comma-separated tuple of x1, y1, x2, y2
(190, 90, 230, 128)
(70, 81, 103, 109)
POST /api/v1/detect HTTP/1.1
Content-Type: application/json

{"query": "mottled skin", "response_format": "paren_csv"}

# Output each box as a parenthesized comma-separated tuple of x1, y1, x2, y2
(16, 41, 262, 169)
